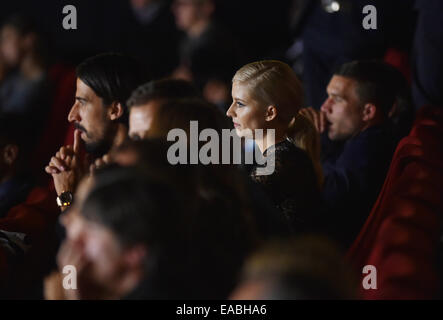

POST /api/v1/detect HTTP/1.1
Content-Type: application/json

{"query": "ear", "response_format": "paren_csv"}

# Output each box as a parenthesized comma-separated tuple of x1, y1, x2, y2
(362, 103, 377, 122)
(108, 102, 124, 121)
(265, 105, 278, 122)
(3, 144, 19, 166)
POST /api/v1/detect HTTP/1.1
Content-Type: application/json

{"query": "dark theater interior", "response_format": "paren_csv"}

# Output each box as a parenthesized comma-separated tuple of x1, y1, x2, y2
(0, 0, 442, 305)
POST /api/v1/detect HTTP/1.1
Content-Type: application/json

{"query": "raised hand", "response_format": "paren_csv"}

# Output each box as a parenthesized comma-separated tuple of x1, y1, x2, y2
(299, 107, 327, 134)
(45, 130, 89, 196)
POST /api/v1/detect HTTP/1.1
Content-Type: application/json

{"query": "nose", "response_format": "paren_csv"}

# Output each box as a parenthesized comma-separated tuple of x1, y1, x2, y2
(226, 102, 236, 118)
(68, 102, 80, 123)
(320, 98, 333, 114)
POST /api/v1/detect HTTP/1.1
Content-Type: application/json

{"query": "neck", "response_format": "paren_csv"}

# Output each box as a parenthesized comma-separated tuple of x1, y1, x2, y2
(359, 117, 384, 135)
(255, 130, 285, 154)
(112, 123, 128, 151)
(188, 19, 210, 38)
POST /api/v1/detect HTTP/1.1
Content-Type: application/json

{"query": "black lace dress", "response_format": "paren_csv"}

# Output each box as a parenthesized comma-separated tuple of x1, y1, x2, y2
(250, 139, 322, 234)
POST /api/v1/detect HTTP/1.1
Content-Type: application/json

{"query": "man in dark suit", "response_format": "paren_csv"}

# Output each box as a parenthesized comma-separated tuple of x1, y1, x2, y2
(301, 60, 397, 248)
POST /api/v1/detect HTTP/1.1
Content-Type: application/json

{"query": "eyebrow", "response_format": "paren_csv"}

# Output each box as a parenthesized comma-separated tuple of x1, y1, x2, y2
(75, 97, 88, 103)
(233, 97, 246, 103)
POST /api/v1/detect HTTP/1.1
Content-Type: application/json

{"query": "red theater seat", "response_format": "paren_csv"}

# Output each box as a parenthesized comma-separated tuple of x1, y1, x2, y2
(347, 105, 443, 299)
(0, 186, 59, 297)
(30, 64, 76, 182)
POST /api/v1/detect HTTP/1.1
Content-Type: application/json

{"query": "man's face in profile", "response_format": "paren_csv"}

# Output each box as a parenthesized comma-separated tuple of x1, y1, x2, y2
(60, 177, 144, 298)
(129, 100, 163, 140)
(320, 75, 365, 141)
(68, 79, 115, 157)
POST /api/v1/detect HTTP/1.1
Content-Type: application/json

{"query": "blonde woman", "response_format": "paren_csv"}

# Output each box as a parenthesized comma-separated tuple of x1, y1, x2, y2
(227, 60, 323, 233)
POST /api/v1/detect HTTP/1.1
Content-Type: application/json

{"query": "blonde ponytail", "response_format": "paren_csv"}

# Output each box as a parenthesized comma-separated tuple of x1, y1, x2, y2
(232, 60, 323, 187)
(287, 113, 324, 188)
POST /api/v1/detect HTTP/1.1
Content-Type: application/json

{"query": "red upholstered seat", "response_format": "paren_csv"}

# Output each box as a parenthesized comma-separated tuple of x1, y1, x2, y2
(347, 105, 443, 299)
(384, 48, 411, 84)
(0, 186, 59, 297)
(30, 64, 76, 182)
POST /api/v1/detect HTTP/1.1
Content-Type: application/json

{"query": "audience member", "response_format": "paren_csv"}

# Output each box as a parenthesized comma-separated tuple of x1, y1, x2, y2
(300, 60, 397, 248)
(122, 0, 180, 79)
(126, 78, 201, 140)
(171, 0, 241, 109)
(0, 1, 438, 300)
(44, 53, 146, 204)
(45, 164, 257, 299)
(292, 0, 415, 109)
(228, 60, 323, 234)
(0, 15, 50, 134)
(0, 114, 33, 218)
(230, 236, 357, 299)
(0, 114, 58, 298)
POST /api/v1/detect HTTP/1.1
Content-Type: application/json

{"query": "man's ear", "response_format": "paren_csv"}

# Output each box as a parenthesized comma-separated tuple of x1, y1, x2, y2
(265, 105, 278, 122)
(362, 103, 377, 122)
(108, 102, 124, 121)
(3, 144, 19, 166)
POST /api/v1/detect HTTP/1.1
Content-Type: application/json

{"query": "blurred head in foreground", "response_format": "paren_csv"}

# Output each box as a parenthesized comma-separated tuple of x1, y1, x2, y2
(60, 159, 257, 299)
(231, 236, 358, 300)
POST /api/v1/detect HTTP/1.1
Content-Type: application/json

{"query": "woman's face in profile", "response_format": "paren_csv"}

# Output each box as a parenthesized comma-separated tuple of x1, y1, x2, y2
(227, 81, 267, 139)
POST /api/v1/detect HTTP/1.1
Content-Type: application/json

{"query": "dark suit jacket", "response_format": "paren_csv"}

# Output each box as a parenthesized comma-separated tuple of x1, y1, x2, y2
(321, 123, 395, 248)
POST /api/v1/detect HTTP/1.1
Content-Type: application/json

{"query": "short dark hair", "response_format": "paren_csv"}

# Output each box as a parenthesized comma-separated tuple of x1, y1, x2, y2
(81, 166, 182, 247)
(334, 60, 398, 116)
(0, 113, 33, 167)
(76, 53, 147, 125)
(148, 98, 227, 139)
(81, 163, 257, 299)
(127, 79, 200, 109)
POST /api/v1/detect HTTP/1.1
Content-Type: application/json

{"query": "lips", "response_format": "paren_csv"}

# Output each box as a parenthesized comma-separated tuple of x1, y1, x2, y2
(325, 117, 332, 128)
(233, 122, 240, 128)
(74, 122, 87, 133)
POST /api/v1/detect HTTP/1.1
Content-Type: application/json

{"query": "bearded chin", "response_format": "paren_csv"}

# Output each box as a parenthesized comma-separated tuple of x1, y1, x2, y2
(84, 121, 118, 159)
(84, 139, 113, 159)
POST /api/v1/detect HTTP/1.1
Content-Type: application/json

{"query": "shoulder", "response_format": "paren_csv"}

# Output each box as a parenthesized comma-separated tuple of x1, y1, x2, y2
(267, 140, 312, 165)
(339, 125, 394, 167)
(254, 140, 313, 179)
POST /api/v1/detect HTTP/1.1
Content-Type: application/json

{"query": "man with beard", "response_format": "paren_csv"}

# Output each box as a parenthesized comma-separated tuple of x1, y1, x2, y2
(45, 53, 146, 209)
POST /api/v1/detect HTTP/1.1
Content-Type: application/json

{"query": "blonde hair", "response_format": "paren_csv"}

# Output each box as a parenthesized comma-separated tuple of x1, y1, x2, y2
(233, 60, 303, 124)
(287, 114, 324, 187)
(233, 60, 323, 187)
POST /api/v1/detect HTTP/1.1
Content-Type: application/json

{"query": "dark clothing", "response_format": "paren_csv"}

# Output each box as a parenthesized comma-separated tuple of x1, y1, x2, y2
(0, 70, 50, 122)
(412, 0, 443, 108)
(321, 124, 395, 249)
(250, 139, 322, 234)
(299, 0, 414, 108)
(120, 1, 180, 79)
(179, 22, 240, 90)
(0, 185, 59, 298)
(0, 176, 33, 219)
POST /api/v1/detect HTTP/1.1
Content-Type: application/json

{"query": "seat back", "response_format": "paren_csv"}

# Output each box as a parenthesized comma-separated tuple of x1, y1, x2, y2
(347, 105, 443, 299)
